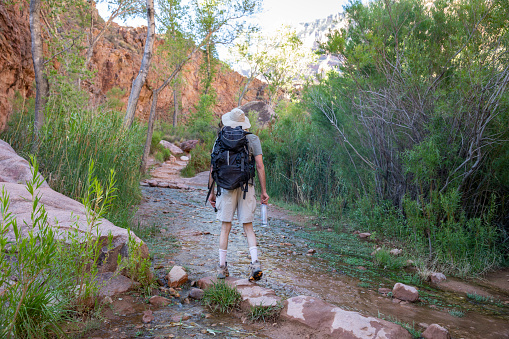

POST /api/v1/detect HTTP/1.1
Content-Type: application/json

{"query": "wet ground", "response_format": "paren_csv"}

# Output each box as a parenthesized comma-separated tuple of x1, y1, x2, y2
(86, 160, 509, 339)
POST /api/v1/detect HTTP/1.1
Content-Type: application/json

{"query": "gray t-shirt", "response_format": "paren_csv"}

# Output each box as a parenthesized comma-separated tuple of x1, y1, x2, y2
(246, 134, 262, 157)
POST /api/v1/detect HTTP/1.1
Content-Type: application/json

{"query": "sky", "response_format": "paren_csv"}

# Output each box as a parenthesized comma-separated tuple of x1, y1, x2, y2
(97, 0, 349, 64)
(97, 0, 349, 33)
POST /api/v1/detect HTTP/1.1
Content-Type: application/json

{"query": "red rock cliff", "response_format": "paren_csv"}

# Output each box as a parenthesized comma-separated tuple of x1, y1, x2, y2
(0, 2, 266, 132)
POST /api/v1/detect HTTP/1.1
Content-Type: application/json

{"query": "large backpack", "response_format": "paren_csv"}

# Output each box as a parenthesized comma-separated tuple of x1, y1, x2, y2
(206, 126, 256, 202)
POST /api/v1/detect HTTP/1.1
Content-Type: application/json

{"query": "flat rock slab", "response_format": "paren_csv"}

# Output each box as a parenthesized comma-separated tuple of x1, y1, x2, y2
(197, 276, 281, 309)
(95, 272, 138, 298)
(0, 139, 149, 273)
(282, 295, 412, 339)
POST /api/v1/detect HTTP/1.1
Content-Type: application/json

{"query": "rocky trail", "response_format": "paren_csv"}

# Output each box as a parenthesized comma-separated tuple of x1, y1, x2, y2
(86, 158, 509, 339)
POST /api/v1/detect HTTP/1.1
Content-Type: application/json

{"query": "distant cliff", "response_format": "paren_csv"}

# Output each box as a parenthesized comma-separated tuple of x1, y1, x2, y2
(0, 2, 265, 132)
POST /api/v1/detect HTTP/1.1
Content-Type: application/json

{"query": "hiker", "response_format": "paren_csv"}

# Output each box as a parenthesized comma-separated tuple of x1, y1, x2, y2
(207, 108, 269, 281)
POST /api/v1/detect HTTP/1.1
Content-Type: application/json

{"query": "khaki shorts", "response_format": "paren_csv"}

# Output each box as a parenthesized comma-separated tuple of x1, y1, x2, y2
(216, 185, 257, 224)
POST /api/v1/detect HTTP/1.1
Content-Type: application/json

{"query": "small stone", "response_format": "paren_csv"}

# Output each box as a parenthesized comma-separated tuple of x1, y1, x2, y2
(112, 328, 119, 332)
(389, 248, 402, 256)
(422, 324, 451, 339)
(358, 232, 371, 239)
(142, 310, 154, 323)
(148, 179, 158, 187)
(149, 295, 171, 307)
(357, 266, 367, 271)
(393, 283, 419, 302)
(166, 266, 188, 288)
(307, 249, 316, 254)
(378, 288, 391, 295)
(205, 313, 212, 319)
(135, 324, 144, 329)
(180, 156, 189, 161)
(429, 272, 447, 284)
(189, 288, 204, 300)
(184, 297, 190, 304)
(182, 314, 191, 321)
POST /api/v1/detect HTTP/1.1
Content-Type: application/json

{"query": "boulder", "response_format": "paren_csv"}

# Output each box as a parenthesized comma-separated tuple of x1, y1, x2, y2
(422, 324, 451, 339)
(239, 101, 275, 126)
(0, 140, 49, 187)
(0, 140, 149, 274)
(149, 295, 171, 307)
(180, 140, 200, 152)
(281, 295, 411, 338)
(428, 272, 446, 284)
(159, 140, 183, 155)
(166, 266, 188, 288)
(95, 272, 139, 298)
(392, 283, 419, 302)
(188, 288, 204, 300)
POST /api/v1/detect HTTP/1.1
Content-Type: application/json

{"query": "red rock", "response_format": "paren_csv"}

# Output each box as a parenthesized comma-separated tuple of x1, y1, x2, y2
(95, 273, 139, 298)
(180, 140, 200, 152)
(422, 324, 451, 339)
(281, 295, 411, 338)
(429, 272, 446, 284)
(166, 266, 188, 288)
(392, 283, 419, 302)
(149, 295, 171, 307)
(159, 140, 183, 155)
(189, 288, 204, 300)
(142, 310, 154, 323)
(148, 179, 159, 187)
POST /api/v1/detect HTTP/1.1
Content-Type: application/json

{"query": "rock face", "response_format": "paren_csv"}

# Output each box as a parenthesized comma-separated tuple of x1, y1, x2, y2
(0, 2, 267, 133)
(239, 101, 275, 126)
(0, 139, 149, 274)
(392, 283, 419, 302)
(422, 324, 451, 339)
(281, 295, 412, 338)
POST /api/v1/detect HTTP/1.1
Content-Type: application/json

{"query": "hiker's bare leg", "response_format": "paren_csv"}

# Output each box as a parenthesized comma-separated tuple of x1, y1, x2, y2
(243, 222, 257, 248)
(243, 222, 259, 263)
(219, 221, 232, 250)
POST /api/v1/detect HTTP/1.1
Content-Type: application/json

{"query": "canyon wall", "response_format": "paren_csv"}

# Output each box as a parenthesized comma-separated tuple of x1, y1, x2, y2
(0, 2, 266, 132)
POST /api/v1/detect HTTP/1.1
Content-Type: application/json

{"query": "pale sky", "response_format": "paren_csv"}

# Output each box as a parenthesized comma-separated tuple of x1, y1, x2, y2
(97, 0, 349, 33)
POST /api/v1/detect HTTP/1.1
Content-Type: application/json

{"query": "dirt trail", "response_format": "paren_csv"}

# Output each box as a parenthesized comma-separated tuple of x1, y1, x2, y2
(87, 159, 509, 339)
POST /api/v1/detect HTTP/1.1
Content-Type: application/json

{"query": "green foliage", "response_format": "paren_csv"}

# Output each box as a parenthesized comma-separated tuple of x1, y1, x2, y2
(2, 86, 146, 228)
(248, 302, 283, 322)
(466, 293, 497, 304)
(202, 280, 242, 313)
(0, 157, 116, 338)
(181, 141, 212, 177)
(448, 309, 465, 318)
(373, 249, 407, 270)
(377, 312, 421, 338)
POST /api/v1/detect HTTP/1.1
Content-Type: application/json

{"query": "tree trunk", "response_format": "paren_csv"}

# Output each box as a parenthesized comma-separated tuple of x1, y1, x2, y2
(124, 0, 156, 128)
(30, 0, 48, 138)
(172, 71, 180, 127)
(140, 89, 160, 173)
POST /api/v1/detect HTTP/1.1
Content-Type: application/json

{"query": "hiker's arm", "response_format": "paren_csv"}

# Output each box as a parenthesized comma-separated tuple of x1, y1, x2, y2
(208, 165, 216, 207)
(254, 154, 269, 204)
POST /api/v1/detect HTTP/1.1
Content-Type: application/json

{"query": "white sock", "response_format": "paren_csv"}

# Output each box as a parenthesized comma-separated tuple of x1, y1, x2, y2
(249, 246, 258, 263)
(219, 249, 227, 266)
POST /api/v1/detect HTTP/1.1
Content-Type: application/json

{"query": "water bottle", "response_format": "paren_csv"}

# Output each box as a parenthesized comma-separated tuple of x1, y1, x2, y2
(261, 204, 268, 227)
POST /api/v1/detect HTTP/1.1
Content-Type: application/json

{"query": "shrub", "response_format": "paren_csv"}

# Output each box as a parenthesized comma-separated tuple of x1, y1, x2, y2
(1, 89, 146, 228)
(202, 280, 242, 313)
(248, 302, 283, 322)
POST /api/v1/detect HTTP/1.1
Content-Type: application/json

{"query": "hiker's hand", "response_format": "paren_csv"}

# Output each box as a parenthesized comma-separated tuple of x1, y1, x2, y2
(208, 193, 216, 208)
(260, 192, 269, 205)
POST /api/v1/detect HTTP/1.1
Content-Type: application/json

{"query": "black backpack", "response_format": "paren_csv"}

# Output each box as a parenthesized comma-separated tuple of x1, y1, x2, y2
(206, 126, 256, 203)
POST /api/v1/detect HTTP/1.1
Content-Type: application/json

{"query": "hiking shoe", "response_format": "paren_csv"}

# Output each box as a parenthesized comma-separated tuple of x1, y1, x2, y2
(248, 260, 263, 282)
(217, 262, 229, 279)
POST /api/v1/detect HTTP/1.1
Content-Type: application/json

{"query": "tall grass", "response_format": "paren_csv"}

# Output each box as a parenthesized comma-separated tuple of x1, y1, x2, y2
(1, 92, 146, 227)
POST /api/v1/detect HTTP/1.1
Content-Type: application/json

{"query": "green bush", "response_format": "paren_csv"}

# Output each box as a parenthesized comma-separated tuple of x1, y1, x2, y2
(2, 91, 145, 228)
(202, 280, 242, 313)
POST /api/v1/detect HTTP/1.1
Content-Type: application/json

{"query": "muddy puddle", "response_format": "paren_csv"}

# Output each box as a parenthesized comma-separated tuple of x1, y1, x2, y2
(87, 165, 509, 338)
